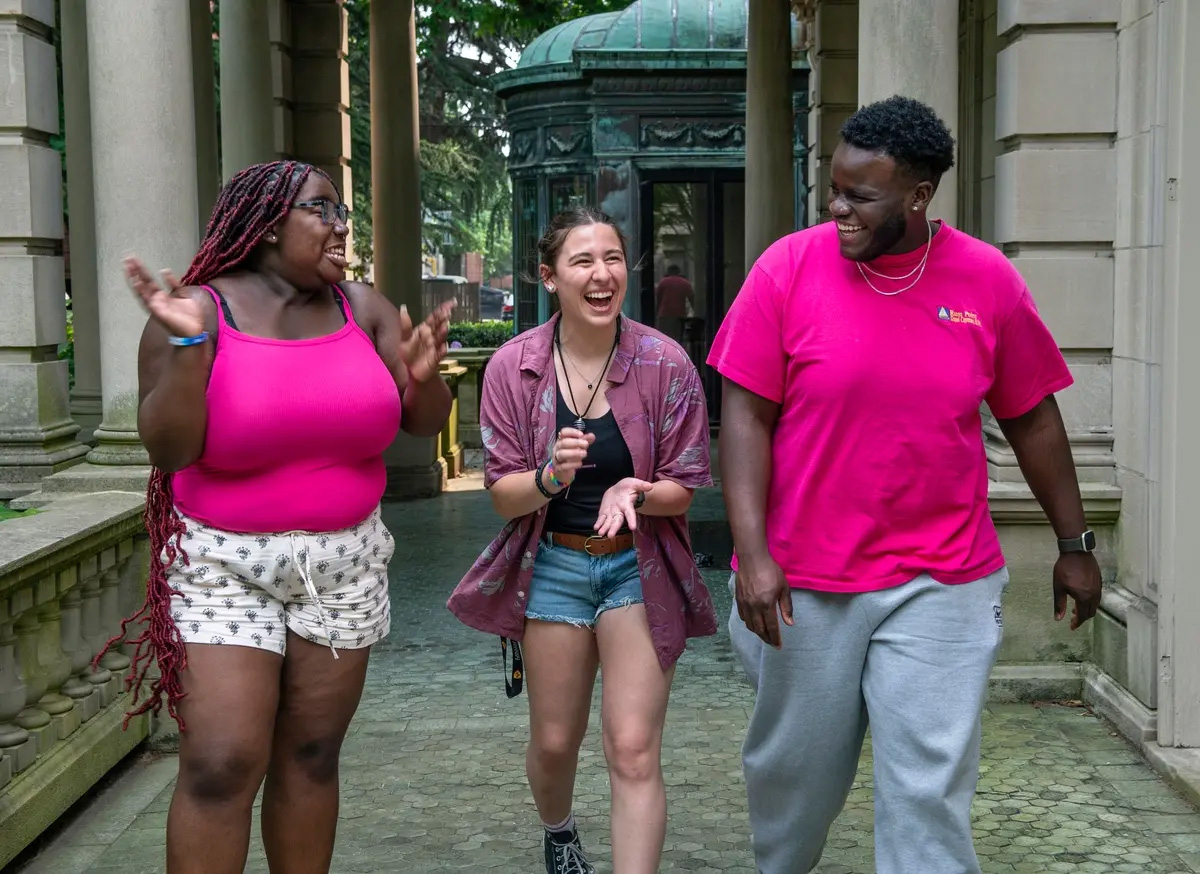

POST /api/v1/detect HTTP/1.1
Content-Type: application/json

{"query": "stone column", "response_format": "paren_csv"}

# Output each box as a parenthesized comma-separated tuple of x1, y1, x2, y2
(1157, 0, 1200, 749)
(268, 0, 295, 160)
(61, 0, 103, 447)
(371, 0, 422, 305)
(806, 0, 859, 225)
(191, 0, 221, 229)
(745, 0, 796, 269)
(220, 0, 276, 179)
(86, 0, 200, 467)
(290, 0, 355, 271)
(372, 0, 445, 498)
(0, 2, 89, 497)
(290, 0, 353, 202)
(858, 0, 959, 224)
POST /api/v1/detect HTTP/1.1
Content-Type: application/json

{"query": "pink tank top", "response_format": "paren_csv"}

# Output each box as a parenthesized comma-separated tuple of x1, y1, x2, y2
(172, 286, 402, 534)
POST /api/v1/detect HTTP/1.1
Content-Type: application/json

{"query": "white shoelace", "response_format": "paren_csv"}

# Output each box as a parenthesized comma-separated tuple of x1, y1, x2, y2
(552, 840, 594, 874)
(290, 533, 339, 659)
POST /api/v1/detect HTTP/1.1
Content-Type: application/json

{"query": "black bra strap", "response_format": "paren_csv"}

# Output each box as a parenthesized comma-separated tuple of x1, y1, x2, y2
(213, 290, 239, 330)
(210, 286, 348, 331)
(332, 288, 348, 322)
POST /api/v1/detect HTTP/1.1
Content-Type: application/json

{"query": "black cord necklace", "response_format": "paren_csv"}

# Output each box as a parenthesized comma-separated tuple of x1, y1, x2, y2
(554, 316, 620, 433)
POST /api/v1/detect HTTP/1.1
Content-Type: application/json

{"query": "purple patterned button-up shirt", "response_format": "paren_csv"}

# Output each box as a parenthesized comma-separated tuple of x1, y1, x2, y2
(447, 314, 717, 669)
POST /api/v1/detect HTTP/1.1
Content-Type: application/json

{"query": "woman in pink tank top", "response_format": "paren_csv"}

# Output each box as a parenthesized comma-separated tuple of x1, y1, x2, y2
(98, 161, 454, 874)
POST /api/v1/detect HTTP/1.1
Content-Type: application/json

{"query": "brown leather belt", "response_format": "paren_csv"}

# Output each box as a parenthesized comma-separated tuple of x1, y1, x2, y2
(549, 532, 635, 556)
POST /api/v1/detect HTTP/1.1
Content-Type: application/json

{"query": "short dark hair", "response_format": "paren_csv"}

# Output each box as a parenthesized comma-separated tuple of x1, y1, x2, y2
(840, 96, 956, 184)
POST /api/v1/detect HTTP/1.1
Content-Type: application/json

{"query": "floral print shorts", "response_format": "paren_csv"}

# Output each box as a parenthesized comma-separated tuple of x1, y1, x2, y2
(167, 505, 394, 655)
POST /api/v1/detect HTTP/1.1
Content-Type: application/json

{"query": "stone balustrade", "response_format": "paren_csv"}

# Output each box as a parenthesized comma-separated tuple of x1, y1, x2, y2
(445, 348, 497, 450)
(0, 492, 151, 868)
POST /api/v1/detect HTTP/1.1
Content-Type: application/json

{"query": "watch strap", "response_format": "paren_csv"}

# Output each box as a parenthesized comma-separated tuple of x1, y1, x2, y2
(1057, 529, 1096, 554)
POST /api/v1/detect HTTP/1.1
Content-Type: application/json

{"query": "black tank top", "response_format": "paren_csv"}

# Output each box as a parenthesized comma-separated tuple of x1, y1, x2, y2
(544, 389, 635, 535)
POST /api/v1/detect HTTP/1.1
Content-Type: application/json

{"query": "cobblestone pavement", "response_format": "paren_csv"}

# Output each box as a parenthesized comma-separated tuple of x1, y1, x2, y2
(14, 479, 1200, 873)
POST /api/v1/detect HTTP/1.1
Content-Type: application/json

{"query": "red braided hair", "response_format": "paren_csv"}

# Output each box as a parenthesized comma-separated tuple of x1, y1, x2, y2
(96, 160, 333, 729)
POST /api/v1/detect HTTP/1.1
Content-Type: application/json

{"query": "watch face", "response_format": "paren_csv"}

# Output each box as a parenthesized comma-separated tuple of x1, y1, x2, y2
(1083, 530, 1096, 551)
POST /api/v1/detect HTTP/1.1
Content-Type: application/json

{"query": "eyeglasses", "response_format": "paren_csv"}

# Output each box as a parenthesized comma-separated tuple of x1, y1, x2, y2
(293, 198, 350, 225)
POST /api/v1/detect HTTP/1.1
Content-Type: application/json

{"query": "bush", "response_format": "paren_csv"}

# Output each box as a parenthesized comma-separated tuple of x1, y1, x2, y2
(60, 306, 75, 387)
(447, 321, 514, 348)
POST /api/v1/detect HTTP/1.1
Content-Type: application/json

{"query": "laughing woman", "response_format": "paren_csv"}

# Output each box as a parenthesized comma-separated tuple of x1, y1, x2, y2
(448, 206, 717, 874)
(103, 160, 453, 874)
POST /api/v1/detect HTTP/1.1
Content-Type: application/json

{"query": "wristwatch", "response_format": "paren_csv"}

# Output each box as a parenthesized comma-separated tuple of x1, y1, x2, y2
(1057, 529, 1096, 554)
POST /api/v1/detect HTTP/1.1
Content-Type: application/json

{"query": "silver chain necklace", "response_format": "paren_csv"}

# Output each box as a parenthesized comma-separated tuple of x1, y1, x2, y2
(856, 220, 933, 296)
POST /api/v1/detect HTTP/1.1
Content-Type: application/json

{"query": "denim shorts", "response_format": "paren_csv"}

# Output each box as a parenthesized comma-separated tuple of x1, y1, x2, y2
(525, 536, 644, 627)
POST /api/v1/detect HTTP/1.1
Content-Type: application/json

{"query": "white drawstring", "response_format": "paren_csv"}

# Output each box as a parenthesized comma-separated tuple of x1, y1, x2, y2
(291, 533, 339, 659)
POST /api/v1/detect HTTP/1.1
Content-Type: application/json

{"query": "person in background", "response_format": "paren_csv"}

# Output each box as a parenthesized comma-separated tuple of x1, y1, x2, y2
(449, 206, 716, 874)
(103, 160, 454, 874)
(708, 96, 1101, 874)
(654, 264, 695, 343)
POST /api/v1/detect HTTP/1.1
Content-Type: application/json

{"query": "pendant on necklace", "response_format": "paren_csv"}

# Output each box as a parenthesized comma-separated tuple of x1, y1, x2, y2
(586, 383, 593, 390)
(574, 417, 586, 432)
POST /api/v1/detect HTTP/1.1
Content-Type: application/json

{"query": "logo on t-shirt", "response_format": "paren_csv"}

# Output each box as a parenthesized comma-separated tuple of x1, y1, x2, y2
(937, 306, 982, 327)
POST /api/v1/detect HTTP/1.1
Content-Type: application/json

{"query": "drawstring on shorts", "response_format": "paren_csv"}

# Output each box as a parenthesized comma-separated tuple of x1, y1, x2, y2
(290, 532, 340, 660)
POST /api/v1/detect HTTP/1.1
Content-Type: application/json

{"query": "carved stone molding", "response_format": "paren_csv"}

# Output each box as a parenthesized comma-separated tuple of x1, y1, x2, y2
(592, 75, 747, 94)
(545, 126, 591, 158)
(639, 119, 746, 150)
(510, 129, 538, 165)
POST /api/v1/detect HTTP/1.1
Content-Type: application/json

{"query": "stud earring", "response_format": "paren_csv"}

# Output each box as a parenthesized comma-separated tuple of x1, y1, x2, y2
(266, 233, 278, 243)
(912, 206, 919, 212)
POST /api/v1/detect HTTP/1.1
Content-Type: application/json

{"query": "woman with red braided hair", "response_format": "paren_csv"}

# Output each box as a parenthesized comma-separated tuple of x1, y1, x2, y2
(103, 161, 453, 873)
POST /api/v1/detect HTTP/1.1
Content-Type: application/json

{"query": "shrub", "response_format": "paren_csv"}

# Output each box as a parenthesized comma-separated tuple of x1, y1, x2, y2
(447, 321, 515, 348)
(60, 306, 75, 387)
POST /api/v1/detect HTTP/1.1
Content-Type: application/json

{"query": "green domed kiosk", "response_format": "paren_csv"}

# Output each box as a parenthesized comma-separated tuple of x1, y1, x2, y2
(494, 0, 810, 418)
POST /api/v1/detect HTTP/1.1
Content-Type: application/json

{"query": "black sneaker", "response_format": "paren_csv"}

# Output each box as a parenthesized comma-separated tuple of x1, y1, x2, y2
(543, 827, 596, 874)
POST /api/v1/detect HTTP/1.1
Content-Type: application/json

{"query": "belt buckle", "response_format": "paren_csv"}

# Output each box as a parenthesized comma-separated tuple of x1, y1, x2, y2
(583, 535, 604, 556)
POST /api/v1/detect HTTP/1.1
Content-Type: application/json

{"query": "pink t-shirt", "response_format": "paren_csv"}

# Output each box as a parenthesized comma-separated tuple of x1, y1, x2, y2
(707, 221, 1073, 592)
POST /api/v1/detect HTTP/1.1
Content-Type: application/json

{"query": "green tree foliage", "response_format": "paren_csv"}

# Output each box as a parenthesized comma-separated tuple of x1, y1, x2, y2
(345, 1, 623, 277)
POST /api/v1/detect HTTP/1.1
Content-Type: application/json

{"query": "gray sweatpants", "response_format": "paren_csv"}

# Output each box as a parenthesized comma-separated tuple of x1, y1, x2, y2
(728, 569, 1008, 874)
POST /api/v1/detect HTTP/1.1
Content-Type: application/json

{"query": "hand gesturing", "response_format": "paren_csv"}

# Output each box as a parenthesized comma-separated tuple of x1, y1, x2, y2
(594, 477, 653, 538)
(125, 256, 204, 338)
(401, 300, 455, 383)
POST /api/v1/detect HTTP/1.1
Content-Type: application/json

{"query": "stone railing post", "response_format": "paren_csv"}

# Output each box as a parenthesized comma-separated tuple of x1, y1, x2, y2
(96, 550, 131, 676)
(116, 537, 144, 642)
(35, 586, 80, 744)
(451, 349, 495, 450)
(79, 560, 113, 695)
(13, 605, 53, 754)
(439, 362, 468, 478)
(0, 614, 32, 785)
(58, 574, 99, 722)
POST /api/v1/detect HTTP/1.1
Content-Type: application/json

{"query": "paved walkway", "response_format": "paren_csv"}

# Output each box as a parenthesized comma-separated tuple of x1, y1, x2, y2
(11, 477, 1200, 873)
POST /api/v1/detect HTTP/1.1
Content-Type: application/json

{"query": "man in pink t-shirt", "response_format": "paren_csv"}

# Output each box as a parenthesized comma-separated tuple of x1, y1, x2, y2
(707, 97, 1102, 874)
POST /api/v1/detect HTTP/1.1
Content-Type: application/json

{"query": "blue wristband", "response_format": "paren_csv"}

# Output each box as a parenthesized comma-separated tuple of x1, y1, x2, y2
(167, 331, 209, 347)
